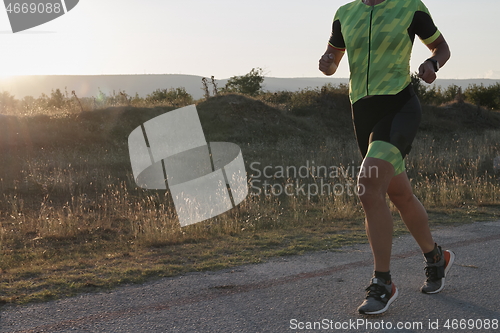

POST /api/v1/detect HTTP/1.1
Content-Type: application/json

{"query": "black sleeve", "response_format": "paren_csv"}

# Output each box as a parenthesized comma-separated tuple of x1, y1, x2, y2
(328, 19, 346, 49)
(408, 11, 439, 44)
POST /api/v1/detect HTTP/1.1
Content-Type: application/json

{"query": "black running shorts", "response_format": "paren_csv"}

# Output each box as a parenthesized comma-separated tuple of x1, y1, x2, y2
(351, 84, 421, 160)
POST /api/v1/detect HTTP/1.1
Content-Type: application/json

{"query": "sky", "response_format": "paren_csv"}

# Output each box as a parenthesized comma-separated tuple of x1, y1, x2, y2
(0, 0, 499, 80)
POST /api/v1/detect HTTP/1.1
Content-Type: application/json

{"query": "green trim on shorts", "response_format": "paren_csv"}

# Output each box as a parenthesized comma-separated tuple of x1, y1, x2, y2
(365, 141, 406, 176)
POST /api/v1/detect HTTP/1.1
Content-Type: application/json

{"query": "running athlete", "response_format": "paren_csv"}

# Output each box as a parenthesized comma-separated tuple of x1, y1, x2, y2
(319, 0, 454, 315)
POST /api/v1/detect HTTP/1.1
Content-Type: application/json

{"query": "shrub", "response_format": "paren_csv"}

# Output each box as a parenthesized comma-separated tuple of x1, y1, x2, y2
(145, 87, 193, 105)
(47, 88, 66, 109)
(222, 68, 265, 96)
(464, 83, 500, 110)
(0, 91, 18, 114)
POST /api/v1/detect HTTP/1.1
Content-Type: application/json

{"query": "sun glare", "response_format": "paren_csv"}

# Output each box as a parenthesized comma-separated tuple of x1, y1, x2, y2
(0, 65, 35, 78)
(0, 73, 18, 80)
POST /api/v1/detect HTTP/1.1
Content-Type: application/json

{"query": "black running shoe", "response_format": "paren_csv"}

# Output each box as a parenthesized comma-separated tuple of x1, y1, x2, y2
(357, 277, 398, 315)
(421, 246, 455, 294)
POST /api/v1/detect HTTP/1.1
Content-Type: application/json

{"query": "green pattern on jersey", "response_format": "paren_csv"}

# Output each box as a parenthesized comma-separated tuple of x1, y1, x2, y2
(333, 0, 440, 103)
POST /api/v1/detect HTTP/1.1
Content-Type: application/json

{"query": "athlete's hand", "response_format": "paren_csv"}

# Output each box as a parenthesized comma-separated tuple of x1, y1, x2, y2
(418, 61, 437, 84)
(319, 53, 337, 76)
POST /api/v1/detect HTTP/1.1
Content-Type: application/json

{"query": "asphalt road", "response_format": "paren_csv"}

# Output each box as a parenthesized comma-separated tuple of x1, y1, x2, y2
(1, 220, 499, 333)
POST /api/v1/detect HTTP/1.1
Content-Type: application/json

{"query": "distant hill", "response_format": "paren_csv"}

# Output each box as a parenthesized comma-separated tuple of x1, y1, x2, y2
(0, 74, 498, 100)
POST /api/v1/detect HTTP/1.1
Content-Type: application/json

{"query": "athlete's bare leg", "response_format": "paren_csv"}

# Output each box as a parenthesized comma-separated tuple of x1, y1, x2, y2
(357, 157, 395, 272)
(387, 172, 434, 253)
(358, 158, 435, 272)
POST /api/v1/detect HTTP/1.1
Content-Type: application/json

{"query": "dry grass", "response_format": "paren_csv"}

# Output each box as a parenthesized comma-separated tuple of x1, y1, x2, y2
(0, 90, 499, 304)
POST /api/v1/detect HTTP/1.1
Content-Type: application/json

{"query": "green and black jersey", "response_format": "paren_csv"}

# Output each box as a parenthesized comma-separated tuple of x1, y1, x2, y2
(329, 0, 441, 104)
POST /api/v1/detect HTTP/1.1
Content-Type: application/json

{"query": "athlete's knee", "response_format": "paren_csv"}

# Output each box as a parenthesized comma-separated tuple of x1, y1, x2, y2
(357, 160, 391, 205)
(357, 185, 385, 208)
(388, 188, 414, 207)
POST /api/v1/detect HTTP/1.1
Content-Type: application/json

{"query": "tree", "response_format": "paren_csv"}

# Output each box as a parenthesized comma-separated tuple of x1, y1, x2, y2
(223, 68, 264, 96)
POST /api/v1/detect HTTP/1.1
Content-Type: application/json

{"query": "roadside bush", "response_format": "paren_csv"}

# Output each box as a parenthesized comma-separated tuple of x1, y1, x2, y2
(145, 87, 193, 105)
(464, 83, 500, 110)
(222, 68, 265, 96)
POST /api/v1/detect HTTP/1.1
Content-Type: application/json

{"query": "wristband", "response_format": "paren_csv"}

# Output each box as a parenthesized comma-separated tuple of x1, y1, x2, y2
(426, 58, 439, 72)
